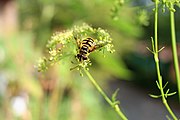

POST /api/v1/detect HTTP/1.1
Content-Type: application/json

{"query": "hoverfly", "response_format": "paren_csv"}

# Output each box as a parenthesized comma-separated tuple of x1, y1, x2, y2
(74, 36, 109, 62)
(75, 37, 96, 62)
(70, 36, 108, 70)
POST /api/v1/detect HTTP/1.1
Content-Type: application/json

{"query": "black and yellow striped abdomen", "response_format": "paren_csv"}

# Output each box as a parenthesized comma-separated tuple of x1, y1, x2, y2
(76, 38, 96, 62)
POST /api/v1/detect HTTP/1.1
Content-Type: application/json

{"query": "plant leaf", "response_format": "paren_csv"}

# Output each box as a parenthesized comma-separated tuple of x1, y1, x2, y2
(151, 37, 155, 52)
(156, 81, 160, 89)
(112, 88, 120, 102)
(158, 46, 165, 52)
(163, 82, 169, 89)
(149, 94, 162, 98)
(167, 92, 177, 97)
(146, 47, 154, 53)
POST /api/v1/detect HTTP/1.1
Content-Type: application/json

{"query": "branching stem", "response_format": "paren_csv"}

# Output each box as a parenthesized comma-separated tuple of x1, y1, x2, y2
(83, 67, 128, 120)
(153, 1, 178, 119)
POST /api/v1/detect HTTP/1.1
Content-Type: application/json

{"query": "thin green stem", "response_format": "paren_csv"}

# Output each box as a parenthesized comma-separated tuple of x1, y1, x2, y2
(154, 0, 158, 53)
(83, 67, 128, 120)
(153, 1, 178, 119)
(169, 3, 180, 102)
(155, 58, 178, 120)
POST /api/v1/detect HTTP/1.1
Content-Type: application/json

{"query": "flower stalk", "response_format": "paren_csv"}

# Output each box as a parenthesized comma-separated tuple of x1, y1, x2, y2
(169, 2, 180, 102)
(83, 67, 128, 120)
(150, 1, 178, 119)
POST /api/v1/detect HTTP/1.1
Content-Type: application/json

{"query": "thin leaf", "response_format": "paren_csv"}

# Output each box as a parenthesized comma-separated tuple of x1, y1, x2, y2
(151, 37, 155, 52)
(149, 94, 162, 98)
(167, 92, 177, 97)
(166, 115, 172, 120)
(146, 47, 154, 53)
(164, 89, 170, 98)
(165, 89, 177, 98)
(158, 46, 165, 52)
(112, 88, 120, 102)
(163, 82, 169, 89)
(156, 80, 160, 89)
(113, 101, 120, 105)
(166, 89, 170, 94)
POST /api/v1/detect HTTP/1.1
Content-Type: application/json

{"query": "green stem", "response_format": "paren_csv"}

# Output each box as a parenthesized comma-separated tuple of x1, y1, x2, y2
(155, 57, 178, 120)
(153, 1, 178, 119)
(154, 0, 158, 53)
(83, 67, 128, 120)
(169, 3, 180, 102)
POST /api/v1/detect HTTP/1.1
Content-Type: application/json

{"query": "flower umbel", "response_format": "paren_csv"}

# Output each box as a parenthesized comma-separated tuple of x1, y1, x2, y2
(37, 23, 128, 120)
(37, 23, 114, 72)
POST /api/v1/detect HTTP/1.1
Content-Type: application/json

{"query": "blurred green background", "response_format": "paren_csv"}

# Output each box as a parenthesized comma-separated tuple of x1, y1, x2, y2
(0, 0, 180, 120)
